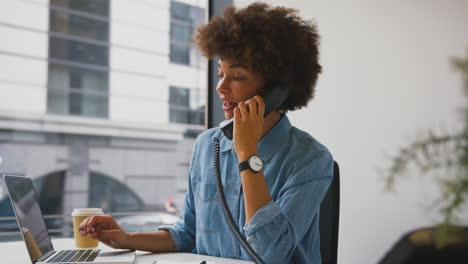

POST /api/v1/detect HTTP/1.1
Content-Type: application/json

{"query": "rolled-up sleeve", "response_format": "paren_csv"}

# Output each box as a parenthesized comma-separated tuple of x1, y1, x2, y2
(243, 151, 333, 262)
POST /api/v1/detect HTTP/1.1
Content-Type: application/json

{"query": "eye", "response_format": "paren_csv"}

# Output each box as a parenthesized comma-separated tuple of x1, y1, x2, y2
(232, 75, 244, 81)
(217, 73, 224, 79)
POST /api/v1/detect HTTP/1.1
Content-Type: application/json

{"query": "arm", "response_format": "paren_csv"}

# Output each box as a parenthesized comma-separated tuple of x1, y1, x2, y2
(234, 96, 273, 224)
(233, 96, 333, 262)
(243, 153, 333, 262)
(125, 230, 175, 252)
(79, 215, 175, 252)
(238, 159, 272, 225)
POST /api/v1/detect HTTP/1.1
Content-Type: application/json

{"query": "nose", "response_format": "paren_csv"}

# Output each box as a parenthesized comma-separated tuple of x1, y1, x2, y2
(216, 77, 230, 96)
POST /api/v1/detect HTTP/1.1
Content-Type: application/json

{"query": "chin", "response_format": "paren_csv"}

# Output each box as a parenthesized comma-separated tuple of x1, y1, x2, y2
(224, 111, 233, 119)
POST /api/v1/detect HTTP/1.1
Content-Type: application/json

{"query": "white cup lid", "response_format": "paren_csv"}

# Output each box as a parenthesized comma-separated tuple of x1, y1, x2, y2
(72, 208, 104, 216)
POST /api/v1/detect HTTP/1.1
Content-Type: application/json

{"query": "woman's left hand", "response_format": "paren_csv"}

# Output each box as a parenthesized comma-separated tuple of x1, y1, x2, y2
(233, 95, 265, 161)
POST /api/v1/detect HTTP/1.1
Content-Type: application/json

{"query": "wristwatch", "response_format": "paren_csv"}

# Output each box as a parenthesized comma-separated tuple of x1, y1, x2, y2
(239, 155, 264, 173)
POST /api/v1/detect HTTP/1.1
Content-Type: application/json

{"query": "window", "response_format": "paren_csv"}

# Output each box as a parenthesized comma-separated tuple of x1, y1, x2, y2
(50, 0, 110, 17)
(47, 0, 110, 118)
(170, 1, 205, 65)
(47, 64, 108, 118)
(50, 10, 109, 41)
(49, 38, 108, 66)
(169, 87, 205, 125)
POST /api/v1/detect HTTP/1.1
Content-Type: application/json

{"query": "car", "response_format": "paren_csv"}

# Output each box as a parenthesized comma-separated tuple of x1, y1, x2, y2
(115, 212, 180, 233)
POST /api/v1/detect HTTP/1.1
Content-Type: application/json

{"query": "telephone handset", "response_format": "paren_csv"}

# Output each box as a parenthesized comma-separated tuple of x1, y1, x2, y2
(219, 85, 289, 140)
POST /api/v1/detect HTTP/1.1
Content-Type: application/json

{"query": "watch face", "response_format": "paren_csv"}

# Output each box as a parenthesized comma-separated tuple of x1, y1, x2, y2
(249, 156, 263, 172)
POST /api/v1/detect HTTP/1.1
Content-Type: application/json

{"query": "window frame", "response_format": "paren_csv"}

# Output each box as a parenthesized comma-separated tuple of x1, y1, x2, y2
(46, 0, 111, 119)
(169, 86, 205, 125)
(169, 1, 206, 66)
(206, 0, 233, 129)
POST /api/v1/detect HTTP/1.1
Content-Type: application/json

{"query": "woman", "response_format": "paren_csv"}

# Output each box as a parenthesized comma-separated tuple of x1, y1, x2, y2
(80, 3, 333, 263)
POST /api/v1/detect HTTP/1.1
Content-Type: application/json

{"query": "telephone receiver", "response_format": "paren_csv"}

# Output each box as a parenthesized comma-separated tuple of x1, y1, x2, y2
(219, 85, 289, 140)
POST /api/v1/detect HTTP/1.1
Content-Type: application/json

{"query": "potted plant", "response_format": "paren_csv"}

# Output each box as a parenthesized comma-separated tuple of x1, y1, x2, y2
(379, 51, 468, 263)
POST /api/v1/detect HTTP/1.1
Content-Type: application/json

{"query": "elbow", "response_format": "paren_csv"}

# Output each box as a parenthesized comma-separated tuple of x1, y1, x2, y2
(246, 215, 298, 263)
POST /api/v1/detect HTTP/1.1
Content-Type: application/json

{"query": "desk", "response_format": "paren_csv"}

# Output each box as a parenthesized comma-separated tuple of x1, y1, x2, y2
(1, 238, 253, 264)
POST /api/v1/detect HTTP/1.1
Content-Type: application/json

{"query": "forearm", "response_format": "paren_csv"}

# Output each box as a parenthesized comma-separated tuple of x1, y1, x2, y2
(240, 169, 272, 224)
(243, 205, 296, 263)
(125, 230, 176, 252)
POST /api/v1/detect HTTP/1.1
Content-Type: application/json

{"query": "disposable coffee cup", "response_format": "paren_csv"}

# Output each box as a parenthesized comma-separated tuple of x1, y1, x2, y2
(72, 208, 104, 248)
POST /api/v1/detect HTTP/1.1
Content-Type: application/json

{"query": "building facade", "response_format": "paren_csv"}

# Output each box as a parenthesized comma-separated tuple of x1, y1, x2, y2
(0, 0, 208, 238)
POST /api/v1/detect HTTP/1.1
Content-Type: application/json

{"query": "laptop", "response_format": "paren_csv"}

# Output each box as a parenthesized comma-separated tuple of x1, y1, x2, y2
(3, 175, 136, 264)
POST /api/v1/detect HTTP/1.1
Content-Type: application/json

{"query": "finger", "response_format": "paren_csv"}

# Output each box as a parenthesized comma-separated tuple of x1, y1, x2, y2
(79, 217, 88, 233)
(238, 102, 248, 120)
(79, 217, 92, 235)
(247, 99, 258, 119)
(90, 215, 109, 229)
(93, 222, 107, 232)
(83, 216, 102, 235)
(254, 95, 265, 118)
(86, 216, 98, 234)
(234, 106, 241, 124)
(87, 216, 97, 227)
(79, 216, 91, 229)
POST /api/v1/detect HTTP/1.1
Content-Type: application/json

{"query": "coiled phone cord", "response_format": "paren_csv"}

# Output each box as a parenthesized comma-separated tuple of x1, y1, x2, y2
(212, 137, 265, 264)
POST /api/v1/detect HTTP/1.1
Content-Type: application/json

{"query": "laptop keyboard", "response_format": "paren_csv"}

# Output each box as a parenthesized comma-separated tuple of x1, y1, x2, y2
(47, 249, 100, 263)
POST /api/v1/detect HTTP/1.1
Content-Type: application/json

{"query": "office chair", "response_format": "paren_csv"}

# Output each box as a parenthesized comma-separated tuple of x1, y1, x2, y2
(320, 161, 340, 264)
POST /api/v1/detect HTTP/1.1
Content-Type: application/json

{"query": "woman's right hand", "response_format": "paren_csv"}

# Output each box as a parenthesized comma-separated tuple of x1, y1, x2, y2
(79, 215, 131, 249)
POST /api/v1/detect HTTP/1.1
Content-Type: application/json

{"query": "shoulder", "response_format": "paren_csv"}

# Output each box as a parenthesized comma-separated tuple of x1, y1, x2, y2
(289, 126, 332, 160)
(196, 127, 223, 142)
(191, 127, 225, 158)
(284, 126, 334, 180)
(193, 128, 224, 150)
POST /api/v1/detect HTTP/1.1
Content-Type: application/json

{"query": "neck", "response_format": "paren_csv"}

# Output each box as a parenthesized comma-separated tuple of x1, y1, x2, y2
(261, 111, 281, 139)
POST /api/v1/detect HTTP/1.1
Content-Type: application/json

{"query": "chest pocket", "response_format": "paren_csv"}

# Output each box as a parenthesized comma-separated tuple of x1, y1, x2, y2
(194, 181, 220, 233)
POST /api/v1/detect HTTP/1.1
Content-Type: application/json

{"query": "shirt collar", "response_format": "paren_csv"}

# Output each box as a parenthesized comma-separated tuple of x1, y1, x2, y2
(221, 114, 292, 161)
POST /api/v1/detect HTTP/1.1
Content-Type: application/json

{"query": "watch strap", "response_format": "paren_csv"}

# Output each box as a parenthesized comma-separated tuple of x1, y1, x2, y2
(238, 160, 251, 172)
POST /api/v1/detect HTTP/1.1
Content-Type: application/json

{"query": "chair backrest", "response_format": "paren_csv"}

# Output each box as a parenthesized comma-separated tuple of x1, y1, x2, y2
(320, 161, 340, 264)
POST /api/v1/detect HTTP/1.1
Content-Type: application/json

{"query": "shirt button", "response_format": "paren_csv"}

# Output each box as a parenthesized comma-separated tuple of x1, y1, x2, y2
(233, 190, 239, 195)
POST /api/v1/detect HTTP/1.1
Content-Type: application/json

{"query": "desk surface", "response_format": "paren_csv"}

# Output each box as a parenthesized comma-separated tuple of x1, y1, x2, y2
(1, 238, 253, 264)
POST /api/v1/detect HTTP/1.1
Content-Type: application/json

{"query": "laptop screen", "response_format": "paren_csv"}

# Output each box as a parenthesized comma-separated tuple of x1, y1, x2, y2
(4, 175, 54, 262)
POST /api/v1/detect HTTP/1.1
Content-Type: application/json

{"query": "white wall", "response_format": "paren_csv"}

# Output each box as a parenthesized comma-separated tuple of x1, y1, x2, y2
(234, 0, 468, 263)
(0, 0, 48, 31)
(0, 0, 48, 115)
(110, 0, 170, 124)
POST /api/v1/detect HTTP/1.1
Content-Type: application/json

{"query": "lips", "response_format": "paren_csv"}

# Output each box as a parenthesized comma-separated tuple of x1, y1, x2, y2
(223, 101, 238, 111)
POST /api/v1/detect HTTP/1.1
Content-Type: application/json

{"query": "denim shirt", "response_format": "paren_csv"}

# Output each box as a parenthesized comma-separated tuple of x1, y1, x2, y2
(158, 115, 333, 264)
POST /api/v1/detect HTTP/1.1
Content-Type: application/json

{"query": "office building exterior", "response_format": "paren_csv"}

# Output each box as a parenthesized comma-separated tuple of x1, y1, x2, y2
(0, 0, 208, 238)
